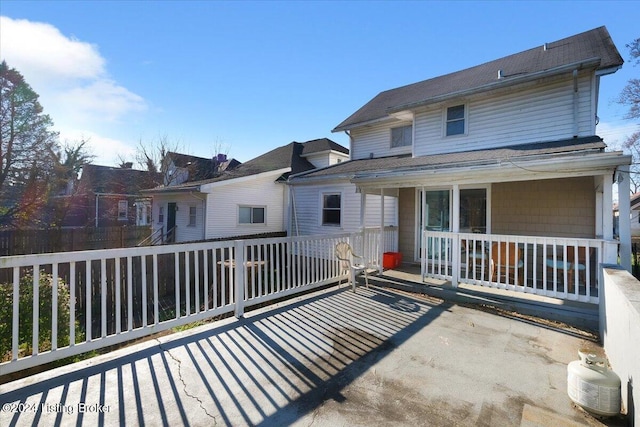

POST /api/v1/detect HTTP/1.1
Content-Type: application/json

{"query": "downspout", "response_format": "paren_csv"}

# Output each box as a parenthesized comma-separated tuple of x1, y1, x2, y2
(573, 69, 579, 137)
(95, 194, 99, 227)
(290, 185, 299, 236)
(344, 130, 353, 159)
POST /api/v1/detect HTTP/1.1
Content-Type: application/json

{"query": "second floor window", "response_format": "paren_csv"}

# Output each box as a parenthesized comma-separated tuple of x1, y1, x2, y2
(391, 125, 412, 148)
(446, 104, 466, 136)
(118, 200, 128, 220)
(239, 206, 265, 224)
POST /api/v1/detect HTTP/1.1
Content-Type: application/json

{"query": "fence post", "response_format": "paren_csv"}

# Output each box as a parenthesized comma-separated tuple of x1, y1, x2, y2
(234, 240, 245, 318)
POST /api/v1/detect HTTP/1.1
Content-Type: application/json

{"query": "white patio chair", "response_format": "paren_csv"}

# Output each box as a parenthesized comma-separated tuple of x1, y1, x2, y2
(335, 242, 369, 291)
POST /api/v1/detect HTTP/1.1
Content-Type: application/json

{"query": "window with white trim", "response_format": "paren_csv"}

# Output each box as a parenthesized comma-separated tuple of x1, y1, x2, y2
(445, 104, 466, 136)
(391, 124, 412, 148)
(118, 200, 128, 220)
(322, 193, 341, 226)
(188, 205, 197, 227)
(239, 206, 265, 224)
(158, 206, 164, 224)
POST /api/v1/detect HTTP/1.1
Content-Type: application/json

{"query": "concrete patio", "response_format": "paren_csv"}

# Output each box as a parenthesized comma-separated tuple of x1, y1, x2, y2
(0, 283, 612, 426)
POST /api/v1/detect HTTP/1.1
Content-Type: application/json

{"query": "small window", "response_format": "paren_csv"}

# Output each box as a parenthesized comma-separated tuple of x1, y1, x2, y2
(239, 206, 265, 224)
(391, 125, 412, 148)
(188, 205, 197, 227)
(118, 200, 128, 220)
(446, 105, 465, 136)
(158, 206, 164, 223)
(322, 193, 341, 226)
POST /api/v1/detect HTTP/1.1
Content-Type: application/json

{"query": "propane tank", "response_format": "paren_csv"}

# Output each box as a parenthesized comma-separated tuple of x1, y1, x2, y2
(567, 350, 621, 417)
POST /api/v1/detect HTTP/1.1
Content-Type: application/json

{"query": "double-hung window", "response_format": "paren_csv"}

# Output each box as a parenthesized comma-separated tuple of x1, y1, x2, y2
(446, 104, 466, 136)
(391, 125, 412, 148)
(239, 206, 265, 224)
(118, 200, 128, 220)
(322, 193, 341, 226)
(188, 205, 197, 227)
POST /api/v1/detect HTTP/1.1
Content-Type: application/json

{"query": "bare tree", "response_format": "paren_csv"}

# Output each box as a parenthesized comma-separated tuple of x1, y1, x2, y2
(617, 39, 640, 192)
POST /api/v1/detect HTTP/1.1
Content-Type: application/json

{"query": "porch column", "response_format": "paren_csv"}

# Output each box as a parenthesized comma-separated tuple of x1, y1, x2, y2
(618, 166, 632, 272)
(602, 173, 617, 264)
(379, 188, 385, 273)
(451, 185, 460, 287)
(360, 190, 367, 259)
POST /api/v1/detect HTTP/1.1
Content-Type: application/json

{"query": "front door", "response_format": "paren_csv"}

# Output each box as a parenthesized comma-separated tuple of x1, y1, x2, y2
(167, 202, 177, 243)
(417, 189, 451, 260)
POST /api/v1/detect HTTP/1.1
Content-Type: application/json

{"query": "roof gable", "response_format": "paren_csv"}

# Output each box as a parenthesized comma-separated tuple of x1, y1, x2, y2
(79, 165, 162, 194)
(334, 26, 623, 132)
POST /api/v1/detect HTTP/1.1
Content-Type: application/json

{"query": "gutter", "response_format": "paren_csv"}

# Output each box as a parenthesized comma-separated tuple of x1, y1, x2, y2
(350, 151, 631, 188)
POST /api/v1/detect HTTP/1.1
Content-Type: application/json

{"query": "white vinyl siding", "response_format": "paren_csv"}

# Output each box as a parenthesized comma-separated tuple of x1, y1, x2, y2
(351, 121, 412, 160)
(349, 72, 595, 159)
(291, 182, 397, 236)
(204, 171, 285, 239)
(413, 72, 594, 157)
(150, 195, 204, 243)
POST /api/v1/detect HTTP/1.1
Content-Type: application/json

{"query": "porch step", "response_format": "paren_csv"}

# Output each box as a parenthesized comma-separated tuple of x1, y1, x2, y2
(366, 273, 599, 334)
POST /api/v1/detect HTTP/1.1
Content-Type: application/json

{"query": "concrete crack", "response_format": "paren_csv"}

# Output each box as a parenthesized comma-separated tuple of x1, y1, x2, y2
(156, 338, 218, 425)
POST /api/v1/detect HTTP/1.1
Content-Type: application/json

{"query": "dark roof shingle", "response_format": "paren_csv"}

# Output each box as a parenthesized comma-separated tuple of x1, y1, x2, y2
(334, 26, 623, 132)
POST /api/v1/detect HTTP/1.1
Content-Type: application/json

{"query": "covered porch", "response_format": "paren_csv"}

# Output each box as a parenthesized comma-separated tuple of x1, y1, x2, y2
(354, 139, 632, 306)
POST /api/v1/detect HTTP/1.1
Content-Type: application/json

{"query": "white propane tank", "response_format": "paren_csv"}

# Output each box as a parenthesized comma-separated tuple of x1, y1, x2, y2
(567, 350, 621, 417)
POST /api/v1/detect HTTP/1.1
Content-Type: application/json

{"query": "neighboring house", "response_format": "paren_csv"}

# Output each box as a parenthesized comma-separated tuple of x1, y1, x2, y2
(163, 152, 241, 186)
(60, 164, 162, 227)
(145, 138, 350, 243)
(614, 192, 640, 238)
(288, 26, 631, 267)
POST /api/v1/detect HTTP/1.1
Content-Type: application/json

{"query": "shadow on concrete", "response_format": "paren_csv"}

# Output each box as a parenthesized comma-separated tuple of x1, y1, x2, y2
(0, 285, 450, 426)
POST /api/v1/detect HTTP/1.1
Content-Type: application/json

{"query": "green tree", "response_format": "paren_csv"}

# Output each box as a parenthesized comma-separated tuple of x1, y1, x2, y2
(0, 271, 83, 362)
(0, 61, 59, 228)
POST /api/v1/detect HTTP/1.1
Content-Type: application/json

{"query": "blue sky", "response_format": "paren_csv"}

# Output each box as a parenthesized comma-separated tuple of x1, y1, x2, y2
(1, 1, 638, 166)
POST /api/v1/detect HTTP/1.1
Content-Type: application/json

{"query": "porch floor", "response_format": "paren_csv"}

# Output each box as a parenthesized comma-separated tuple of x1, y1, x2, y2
(0, 282, 616, 426)
(373, 263, 600, 332)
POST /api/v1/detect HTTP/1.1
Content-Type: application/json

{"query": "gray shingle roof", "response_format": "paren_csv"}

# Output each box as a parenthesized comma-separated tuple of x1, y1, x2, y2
(300, 138, 349, 155)
(334, 26, 623, 132)
(147, 139, 348, 192)
(289, 136, 606, 182)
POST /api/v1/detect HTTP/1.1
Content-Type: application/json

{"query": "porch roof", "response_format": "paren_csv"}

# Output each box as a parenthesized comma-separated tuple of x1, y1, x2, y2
(288, 136, 630, 187)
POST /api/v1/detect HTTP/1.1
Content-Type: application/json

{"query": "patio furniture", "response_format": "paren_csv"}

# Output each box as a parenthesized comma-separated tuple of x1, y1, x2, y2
(335, 242, 369, 291)
(490, 242, 523, 286)
(546, 246, 587, 293)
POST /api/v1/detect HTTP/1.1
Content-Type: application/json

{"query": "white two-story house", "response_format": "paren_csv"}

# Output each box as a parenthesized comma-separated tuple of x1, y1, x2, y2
(288, 26, 631, 303)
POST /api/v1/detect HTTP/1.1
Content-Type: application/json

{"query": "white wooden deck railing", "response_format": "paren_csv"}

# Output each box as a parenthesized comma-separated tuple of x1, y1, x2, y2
(0, 227, 397, 376)
(421, 231, 617, 304)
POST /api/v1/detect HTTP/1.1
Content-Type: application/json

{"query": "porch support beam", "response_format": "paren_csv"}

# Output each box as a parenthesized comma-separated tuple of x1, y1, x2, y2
(618, 166, 631, 272)
(379, 188, 385, 274)
(360, 190, 367, 258)
(451, 185, 460, 287)
(602, 173, 617, 264)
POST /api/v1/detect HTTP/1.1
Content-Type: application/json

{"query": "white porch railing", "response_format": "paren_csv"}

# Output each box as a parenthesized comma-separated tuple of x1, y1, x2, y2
(421, 231, 617, 304)
(0, 227, 396, 376)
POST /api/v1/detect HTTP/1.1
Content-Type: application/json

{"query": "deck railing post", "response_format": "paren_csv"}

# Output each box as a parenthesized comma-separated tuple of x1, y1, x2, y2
(451, 233, 459, 287)
(234, 240, 246, 318)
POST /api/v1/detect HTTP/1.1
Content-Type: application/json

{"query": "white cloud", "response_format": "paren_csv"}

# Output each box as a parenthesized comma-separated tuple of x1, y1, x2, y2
(0, 16, 105, 85)
(59, 128, 137, 167)
(0, 16, 147, 128)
